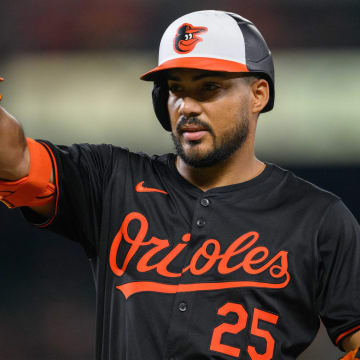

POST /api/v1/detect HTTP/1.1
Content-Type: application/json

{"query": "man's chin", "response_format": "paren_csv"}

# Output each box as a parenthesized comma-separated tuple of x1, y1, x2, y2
(178, 150, 221, 168)
(182, 141, 211, 155)
(172, 133, 220, 168)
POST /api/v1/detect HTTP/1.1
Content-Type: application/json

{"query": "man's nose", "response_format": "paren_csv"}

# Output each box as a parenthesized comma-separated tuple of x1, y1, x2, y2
(178, 96, 202, 118)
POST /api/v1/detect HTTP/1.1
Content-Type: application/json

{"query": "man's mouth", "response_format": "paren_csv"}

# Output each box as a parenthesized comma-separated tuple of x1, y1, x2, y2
(180, 125, 208, 142)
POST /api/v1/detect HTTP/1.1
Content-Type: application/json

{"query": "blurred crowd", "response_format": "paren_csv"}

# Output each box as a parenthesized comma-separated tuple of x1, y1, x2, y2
(1, 0, 360, 56)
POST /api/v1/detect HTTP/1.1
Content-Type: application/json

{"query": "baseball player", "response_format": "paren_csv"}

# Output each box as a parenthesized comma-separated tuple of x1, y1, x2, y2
(0, 10, 359, 360)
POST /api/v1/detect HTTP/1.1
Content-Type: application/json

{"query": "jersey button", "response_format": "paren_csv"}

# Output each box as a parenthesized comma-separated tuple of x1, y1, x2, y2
(179, 302, 188, 312)
(196, 218, 206, 227)
(200, 198, 210, 207)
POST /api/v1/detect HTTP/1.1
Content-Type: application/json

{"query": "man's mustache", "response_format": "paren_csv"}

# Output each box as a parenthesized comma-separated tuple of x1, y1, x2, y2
(176, 117, 214, 136)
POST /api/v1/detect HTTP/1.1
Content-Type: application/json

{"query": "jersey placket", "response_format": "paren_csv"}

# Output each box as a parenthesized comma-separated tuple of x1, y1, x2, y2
(164, 193, 215, 360)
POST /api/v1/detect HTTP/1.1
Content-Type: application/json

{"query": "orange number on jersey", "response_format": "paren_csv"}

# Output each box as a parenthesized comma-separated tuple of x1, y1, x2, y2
(210, 303, 248, 357)
(210, 303, 279, 359)
(248, 308, 279, 360)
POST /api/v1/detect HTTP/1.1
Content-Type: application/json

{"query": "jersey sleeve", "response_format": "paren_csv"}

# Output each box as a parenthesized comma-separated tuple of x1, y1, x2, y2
(316, 200, 360, 349)
(21, 140, 115, 256)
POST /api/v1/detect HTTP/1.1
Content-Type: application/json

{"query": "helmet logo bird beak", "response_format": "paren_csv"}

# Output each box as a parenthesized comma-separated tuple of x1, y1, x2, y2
(174, 23, 208, 54)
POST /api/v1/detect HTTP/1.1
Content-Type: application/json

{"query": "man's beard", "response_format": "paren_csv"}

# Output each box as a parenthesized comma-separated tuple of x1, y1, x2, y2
(171, 113, 249, 168)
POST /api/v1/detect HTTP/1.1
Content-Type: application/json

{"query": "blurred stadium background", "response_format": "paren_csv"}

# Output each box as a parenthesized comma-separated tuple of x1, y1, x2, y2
(1, 0, 359, 359)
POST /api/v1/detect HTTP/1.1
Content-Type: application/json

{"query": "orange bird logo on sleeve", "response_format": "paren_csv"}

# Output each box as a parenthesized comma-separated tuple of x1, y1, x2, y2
(173, 23, 208, 54)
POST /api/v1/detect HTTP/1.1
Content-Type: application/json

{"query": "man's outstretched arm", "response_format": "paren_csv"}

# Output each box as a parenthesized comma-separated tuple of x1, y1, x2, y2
(0, 105, 55, 218)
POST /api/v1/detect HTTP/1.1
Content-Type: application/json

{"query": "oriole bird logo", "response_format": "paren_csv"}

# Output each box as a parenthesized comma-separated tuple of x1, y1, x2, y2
(174, 23, 208, 54)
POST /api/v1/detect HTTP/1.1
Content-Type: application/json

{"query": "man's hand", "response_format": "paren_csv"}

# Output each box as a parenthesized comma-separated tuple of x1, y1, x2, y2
(339, 331, 360, 360)
(343, 331, 360, 353)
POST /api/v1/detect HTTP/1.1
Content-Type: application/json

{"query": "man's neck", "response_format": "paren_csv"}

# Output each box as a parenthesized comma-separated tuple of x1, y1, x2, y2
(175, 151, 266, 192)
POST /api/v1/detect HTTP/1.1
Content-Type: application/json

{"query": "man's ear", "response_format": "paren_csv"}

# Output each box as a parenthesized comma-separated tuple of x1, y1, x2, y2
(250, 78, 270, 114)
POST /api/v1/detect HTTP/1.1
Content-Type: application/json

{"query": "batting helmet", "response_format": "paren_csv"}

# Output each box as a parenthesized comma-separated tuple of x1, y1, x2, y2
(140, 10, 275, 131)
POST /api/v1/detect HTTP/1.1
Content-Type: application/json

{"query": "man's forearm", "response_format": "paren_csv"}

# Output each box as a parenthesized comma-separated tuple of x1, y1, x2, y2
(0, 106, 29, 180)
(343, 331, 360, 352)
(0, 105, 55, 217)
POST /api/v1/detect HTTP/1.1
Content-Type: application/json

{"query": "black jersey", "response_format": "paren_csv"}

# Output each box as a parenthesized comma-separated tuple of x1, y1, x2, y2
(23, 141, 360, 360)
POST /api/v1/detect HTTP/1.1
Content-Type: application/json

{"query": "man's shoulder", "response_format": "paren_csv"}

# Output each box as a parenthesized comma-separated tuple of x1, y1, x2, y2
(60, 142, 173, 165)
(105, 146, 175, 178)
(111, 146, 173, 167)
(42, 141, 175, 176)
(270, 163, 341, 205)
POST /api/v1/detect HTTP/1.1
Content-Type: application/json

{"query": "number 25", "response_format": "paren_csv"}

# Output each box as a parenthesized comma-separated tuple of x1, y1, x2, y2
(210, 302, 279, 359)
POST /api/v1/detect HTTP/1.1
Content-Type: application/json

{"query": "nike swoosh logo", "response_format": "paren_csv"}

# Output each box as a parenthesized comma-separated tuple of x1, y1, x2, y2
(135, 181, 168, 195)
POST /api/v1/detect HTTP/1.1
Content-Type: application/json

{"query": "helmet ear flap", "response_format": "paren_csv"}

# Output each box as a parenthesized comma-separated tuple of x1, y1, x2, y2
(152, 81, 172, 131)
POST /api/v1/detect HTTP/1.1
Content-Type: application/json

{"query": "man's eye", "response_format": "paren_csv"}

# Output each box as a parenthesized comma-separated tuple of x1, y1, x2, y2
(203, 83, 220, 91)
(169, 84, 182, 93)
